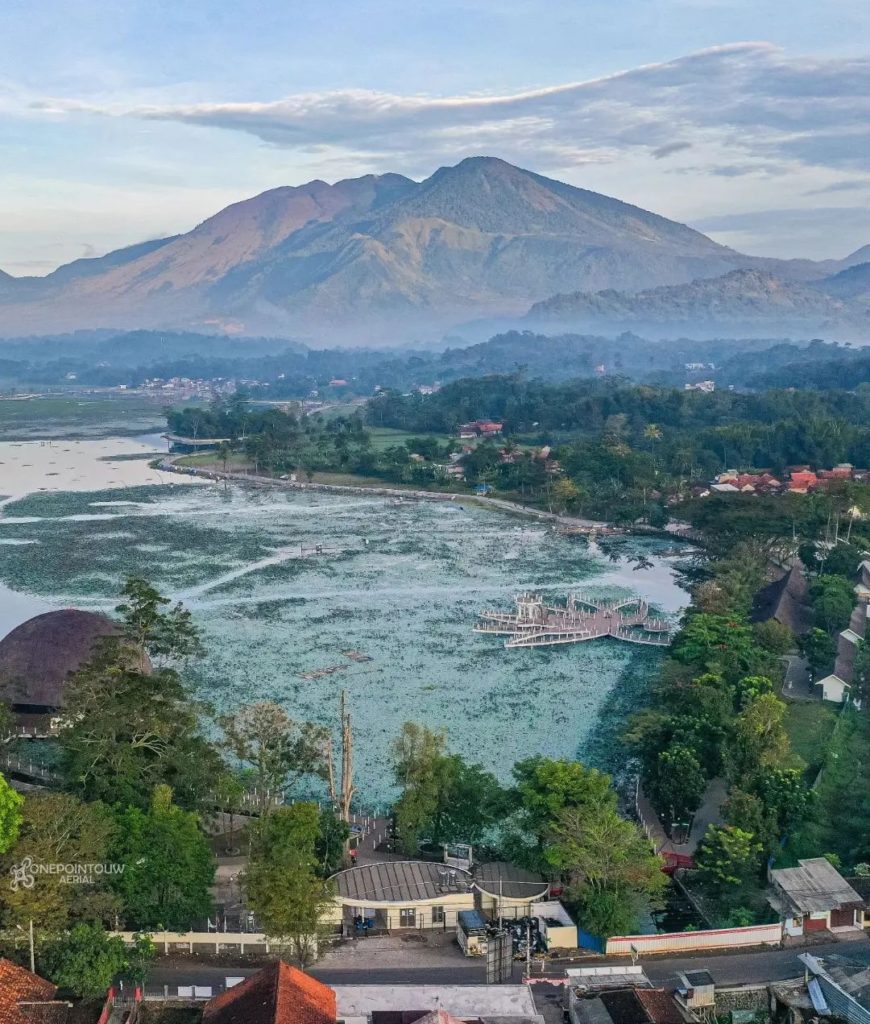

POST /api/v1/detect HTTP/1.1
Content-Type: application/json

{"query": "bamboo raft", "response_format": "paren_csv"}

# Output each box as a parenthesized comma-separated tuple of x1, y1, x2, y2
(474, 593, 672, 649)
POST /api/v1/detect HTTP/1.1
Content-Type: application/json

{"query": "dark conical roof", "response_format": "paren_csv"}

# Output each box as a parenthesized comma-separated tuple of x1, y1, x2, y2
(0, 609, 122, 709)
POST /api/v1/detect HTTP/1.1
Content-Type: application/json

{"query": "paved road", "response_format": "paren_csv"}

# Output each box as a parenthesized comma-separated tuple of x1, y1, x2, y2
(147, 936, 868, 994)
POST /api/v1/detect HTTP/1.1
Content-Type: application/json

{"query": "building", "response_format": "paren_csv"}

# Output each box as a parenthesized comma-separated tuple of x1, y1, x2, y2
(769, 857, 866, 936)
(566, 966, 696, 1024)
(458, 420, 504, 438)
(815, 558, 869, 704)
(0, 959, 83, 1024)
(799, 952, 870, 1024)
(749, 563, 812, 635)
(473, 860, 550, 918)
(202, 961, 336, 1024)
(200, 960, 542, 1024)
(333, 985, 542, 1024)
(326, 859, 574, 945)
(0, 609, 148, 713)
(327, 860, 476, 932)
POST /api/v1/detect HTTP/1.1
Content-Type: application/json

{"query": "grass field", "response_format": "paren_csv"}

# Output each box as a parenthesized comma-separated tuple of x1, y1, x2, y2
(784, 699, 839, 776)
(366, 426, 454, 450)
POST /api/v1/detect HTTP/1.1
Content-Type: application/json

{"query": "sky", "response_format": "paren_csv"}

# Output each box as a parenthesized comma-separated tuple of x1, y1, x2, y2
(1, 0, 870, 275)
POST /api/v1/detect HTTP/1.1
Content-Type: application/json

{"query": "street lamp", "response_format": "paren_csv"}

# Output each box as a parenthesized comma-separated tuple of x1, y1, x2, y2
(16, 920, 34, 973)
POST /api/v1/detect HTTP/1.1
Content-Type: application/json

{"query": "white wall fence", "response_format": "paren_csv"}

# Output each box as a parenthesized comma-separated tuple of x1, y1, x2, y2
(113, 930, 288, 955)
(605, 922, 782, 955)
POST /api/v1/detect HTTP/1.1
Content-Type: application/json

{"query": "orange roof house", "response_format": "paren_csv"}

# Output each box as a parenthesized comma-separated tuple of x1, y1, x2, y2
(0, 959, 60, 1024)
(788, 470, 818, 492)
(202, 962, 336, 1024)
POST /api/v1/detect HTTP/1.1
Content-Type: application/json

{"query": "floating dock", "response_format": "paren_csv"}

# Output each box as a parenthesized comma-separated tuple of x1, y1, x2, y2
(474, 593, 671, 648)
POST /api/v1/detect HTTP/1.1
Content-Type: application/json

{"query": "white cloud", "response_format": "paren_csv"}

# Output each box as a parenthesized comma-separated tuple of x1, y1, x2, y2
(29, 42, 870, 177)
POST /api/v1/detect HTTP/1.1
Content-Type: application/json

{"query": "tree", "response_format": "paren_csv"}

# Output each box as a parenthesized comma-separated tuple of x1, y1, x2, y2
(809, 575, 855, 635)
(728, 693, 791, 780)
(547, 803, 667, 938)
(219, 701, 328, 814)
(110, 785, 215, 930)
(753, 620, 793, 657)
(0, 792, 118, 932)
(0, 771, 23, 854)
(695, 825, 763, 897)
(732, 675, 774, 711)
(244, 802, 333, 968)
(799, 628, 838, 676)
(551, 478, 582, 513)
(646, 745, 706, 828)
(115, 575, 204, 663)
(391, 722, 453, 855)
(316, 808, 350, 877)
(672, 614, 770, 680)
(429, 757, 508, 847)
(755, 767, 813, 838)
(126, 932, 157, 986)
(42, 924, 127, 998)
(506, 757, 617, 872)
(59, 647, 222, 811)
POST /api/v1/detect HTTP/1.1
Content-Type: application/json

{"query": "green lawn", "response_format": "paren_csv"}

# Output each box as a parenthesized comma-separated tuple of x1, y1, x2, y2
(783, 700, 839, 776)
(365, 426, 454, 451)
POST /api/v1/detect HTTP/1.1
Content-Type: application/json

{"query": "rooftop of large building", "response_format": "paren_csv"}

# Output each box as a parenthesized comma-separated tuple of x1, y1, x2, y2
(0, 609, 127, 710)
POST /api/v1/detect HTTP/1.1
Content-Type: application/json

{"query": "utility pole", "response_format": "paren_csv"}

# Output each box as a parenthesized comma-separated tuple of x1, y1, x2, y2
(29, 919, 34, 974)
(339, 690, 354, 823)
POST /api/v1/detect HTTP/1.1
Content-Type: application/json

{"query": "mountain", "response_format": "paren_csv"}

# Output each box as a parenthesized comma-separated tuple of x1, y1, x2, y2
(526, 269, 867, 340)
(819, 262, 870, 305)
(0, 157, 860, 342)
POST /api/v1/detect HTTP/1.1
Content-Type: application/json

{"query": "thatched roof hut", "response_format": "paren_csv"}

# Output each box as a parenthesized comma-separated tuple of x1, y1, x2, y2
(0, 609, 125, 710)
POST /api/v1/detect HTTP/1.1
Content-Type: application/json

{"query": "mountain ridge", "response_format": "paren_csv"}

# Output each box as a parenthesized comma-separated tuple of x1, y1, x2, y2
(0, 157, 865, 342)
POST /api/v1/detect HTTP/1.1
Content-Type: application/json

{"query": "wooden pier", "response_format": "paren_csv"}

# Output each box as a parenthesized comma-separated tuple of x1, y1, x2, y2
(474, 593, 671, 649)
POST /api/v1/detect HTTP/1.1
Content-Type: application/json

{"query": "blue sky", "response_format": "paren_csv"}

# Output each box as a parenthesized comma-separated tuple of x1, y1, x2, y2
(2, 0, 870, 274)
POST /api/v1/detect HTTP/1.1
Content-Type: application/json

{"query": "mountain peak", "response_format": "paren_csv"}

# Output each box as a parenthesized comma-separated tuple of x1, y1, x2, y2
(0, 157, 857, 341)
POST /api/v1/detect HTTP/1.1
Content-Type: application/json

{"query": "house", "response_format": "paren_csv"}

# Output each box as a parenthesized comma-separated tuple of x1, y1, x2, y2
(324, 858, 575, 947)
(202, 961, 337, 1024)
(798, 953, 870, 1024)
(788, 470, 818, 493)
(684, 380, 715, 393)
(814, 672, 851, 703)
(333, 984, 543, 1024)
(202, 959, 543, 1024)
(458, 420, 504, 438)
(0, 959, 81, 1024)
(566, 967, 696, 1024)
(769, 858, 866, 936)
(749, 563, 812, 635)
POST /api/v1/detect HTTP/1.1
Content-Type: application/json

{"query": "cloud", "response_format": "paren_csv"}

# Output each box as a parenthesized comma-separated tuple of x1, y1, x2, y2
(652, 141, 693, 159)
(804, 179, 870, 196)
(24, 43, 870, 176)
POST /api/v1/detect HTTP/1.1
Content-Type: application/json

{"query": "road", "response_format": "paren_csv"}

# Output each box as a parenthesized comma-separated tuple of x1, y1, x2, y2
(146, 937, 868, 994)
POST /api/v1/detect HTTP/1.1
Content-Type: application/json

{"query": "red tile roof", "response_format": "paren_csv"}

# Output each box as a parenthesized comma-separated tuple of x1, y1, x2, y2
(202, 962, 336, 1024)
(0, 960, 57, 1024)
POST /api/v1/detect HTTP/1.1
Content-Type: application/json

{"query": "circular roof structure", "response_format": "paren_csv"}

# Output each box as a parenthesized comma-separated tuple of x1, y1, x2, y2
(473, 861, 549, 901)
(0, 609, 125, 709)
(331, 861, 472, 904)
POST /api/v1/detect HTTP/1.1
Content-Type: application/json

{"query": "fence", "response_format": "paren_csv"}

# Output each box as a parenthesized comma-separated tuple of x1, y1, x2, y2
(605, 922, 782, 955)
(112, 930, 290, 954)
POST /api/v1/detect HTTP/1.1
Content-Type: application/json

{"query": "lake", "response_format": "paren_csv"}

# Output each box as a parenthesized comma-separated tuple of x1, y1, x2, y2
(0, 435, 689, 804)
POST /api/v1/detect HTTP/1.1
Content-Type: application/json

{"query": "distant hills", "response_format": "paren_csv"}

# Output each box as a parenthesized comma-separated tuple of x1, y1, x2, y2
(527, 268, 870, 339)
(0, 156, 867, 343)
